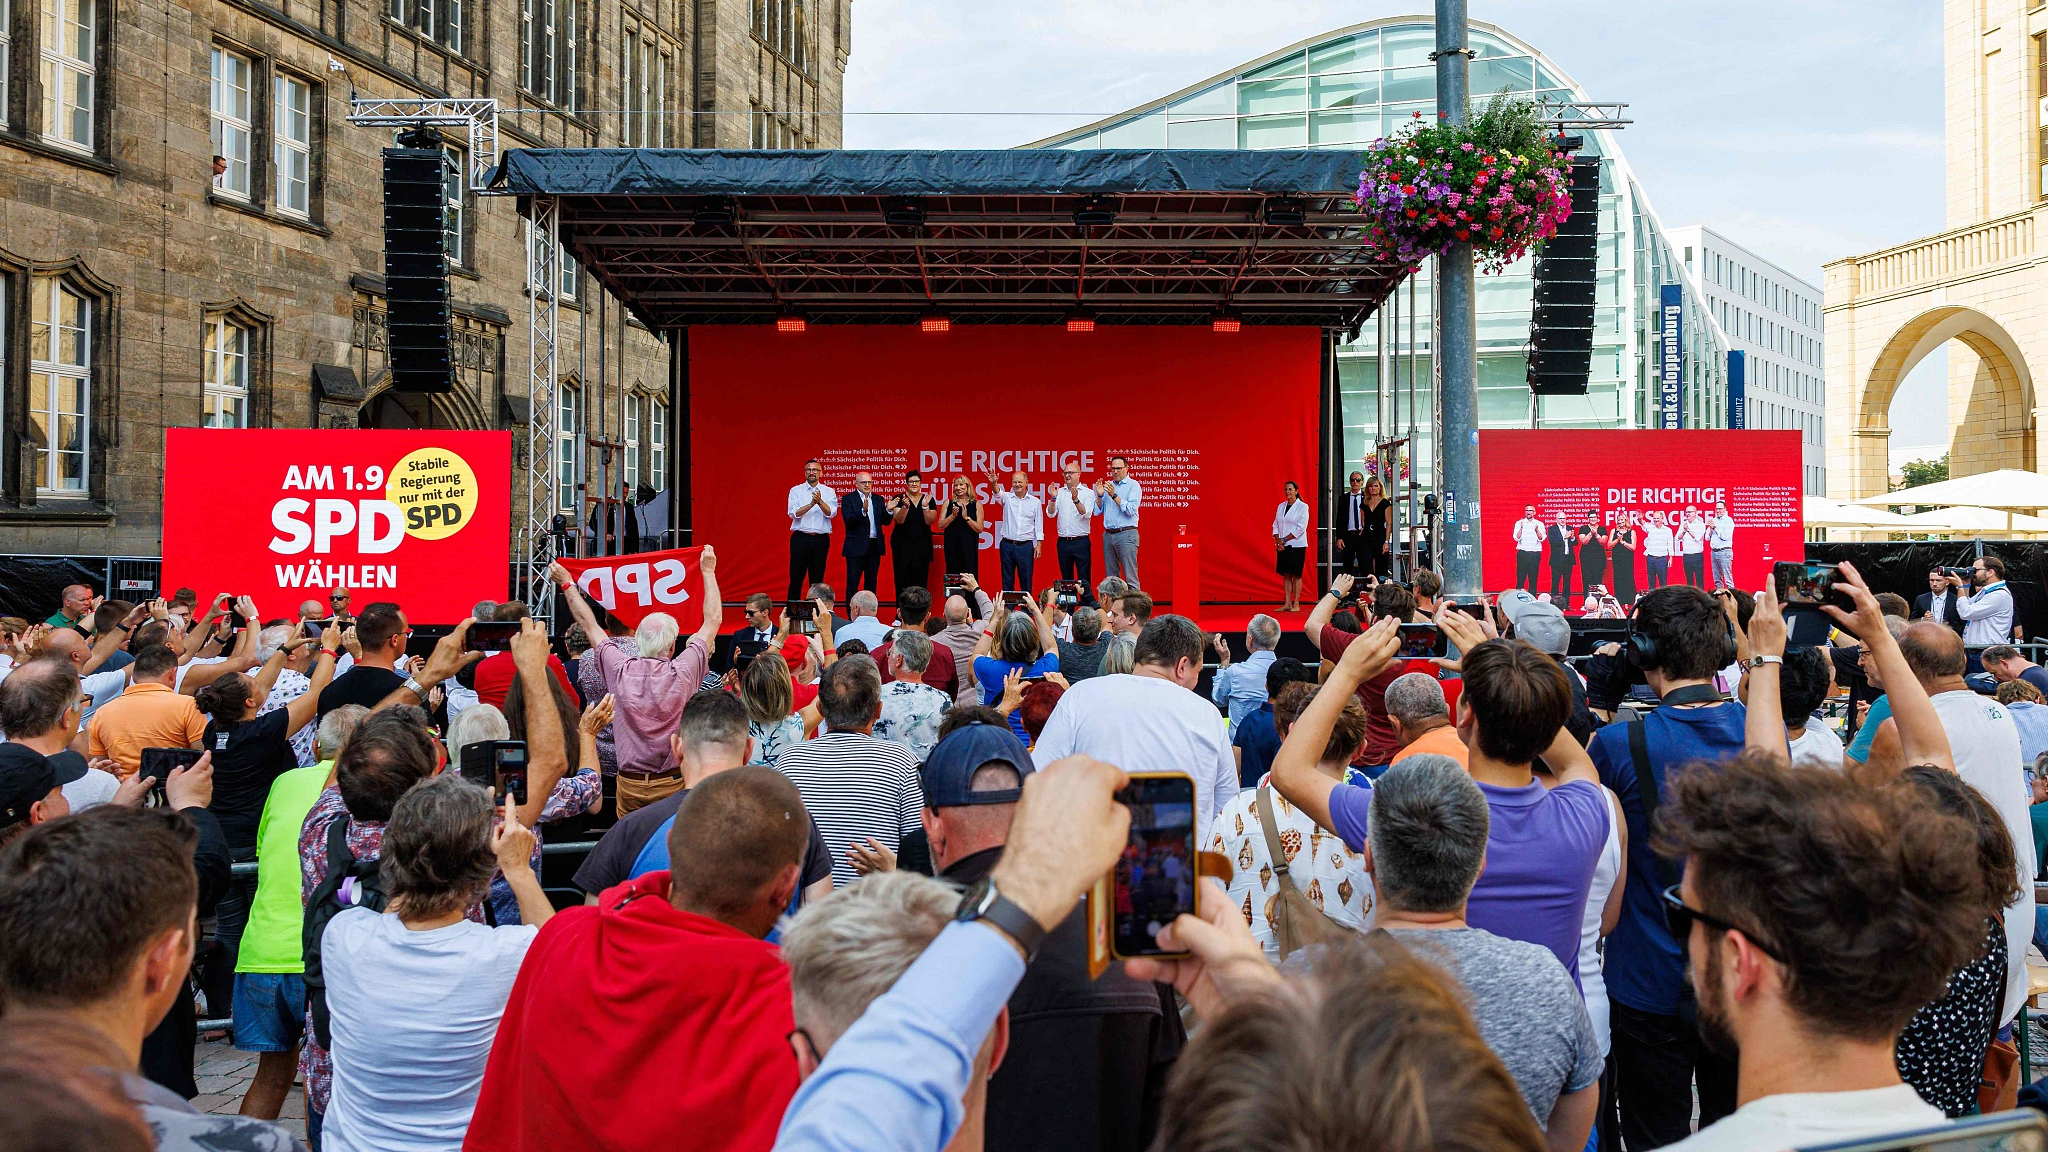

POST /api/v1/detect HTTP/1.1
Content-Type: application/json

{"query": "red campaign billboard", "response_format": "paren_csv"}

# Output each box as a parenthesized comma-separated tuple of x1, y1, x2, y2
(688, 325, 1320, 605)
(1476, 430, 1804, 605)
(162, 429, 512, 623)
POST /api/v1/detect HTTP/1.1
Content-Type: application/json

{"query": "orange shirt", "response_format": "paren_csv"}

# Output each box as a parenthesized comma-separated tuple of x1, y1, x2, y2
(87, 681, 207, 778)
(1394, 722, 1469, 768)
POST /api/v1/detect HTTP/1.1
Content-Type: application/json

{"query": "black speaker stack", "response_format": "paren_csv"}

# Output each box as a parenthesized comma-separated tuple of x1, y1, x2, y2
(383, 127, 454, 394)
(1525, 153, 1602, 396)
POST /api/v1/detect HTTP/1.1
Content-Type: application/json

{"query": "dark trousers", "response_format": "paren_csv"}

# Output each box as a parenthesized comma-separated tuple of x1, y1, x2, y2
(1337, 530, 1368, 576)
(999, 539, 1035, 593)
(892, 547, 932, 602)
(1645, 555, 1669, 589)
(1056, 536, 1092, 585)
(1610, 1002, 1738, 1150)
(1549, 552, 1574, 601)
(789, 531, 829, 600)
(1515, 549, 1541, 591)
(844, 548, 883, 596)
(1682, 552, 1706, 588)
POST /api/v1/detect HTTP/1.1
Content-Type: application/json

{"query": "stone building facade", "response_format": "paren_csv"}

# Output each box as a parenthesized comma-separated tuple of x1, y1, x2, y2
(0, 0, 847, 557)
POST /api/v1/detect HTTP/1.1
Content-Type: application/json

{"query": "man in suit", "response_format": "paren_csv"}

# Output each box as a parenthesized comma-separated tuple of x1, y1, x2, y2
(1337, 470, 1369, 577)
(1546, 511, 1576, 602)
(1913, 566, 1966, 635)
(840, 471, 888, 596)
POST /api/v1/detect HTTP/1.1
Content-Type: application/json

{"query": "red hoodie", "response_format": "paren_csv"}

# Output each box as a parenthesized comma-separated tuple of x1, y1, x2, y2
(464, 871, 798, 1152)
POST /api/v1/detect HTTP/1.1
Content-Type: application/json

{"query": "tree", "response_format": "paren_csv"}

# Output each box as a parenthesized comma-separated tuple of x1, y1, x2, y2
(1896, 453, 1949, 491)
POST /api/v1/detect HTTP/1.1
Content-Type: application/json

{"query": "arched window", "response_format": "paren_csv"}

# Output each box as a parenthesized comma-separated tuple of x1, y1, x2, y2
(203, 315, 251, 426)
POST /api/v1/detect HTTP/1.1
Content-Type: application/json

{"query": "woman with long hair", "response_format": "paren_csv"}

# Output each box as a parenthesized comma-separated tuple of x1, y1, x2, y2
(972, 597, 1060, 742)
(1360, 475, 1393, 578)
(937, 476, 987, 580)
(738, 650, 806, 766)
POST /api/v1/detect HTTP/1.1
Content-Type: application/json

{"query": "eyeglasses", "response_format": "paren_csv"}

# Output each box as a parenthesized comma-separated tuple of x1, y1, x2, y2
(1660, 884, 1782, 961)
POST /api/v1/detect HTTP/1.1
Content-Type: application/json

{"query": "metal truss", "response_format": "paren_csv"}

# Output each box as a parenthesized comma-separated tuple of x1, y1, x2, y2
(523, 196, 562, 625)
(1530, 100, 1633, 131)
(345, 97, 501, 191)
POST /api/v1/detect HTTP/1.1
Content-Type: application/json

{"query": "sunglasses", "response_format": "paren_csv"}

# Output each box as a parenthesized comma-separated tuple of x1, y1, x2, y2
(1660, 884, 1782, 961)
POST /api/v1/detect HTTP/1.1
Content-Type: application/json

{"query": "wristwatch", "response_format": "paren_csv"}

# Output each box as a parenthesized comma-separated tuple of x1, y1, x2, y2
(402, 675, 429, 698)
(954, 875, 1046, 960)
(1743, 654, 1783, 671)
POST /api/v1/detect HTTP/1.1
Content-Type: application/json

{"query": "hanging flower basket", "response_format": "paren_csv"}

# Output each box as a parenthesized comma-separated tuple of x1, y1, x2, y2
(1363, 454, 1411, 483)
(1354, 94, 1578, 274)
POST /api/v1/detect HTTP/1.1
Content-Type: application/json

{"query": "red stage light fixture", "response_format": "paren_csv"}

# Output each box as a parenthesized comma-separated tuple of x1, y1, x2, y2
(775, 312, 807, 334)
(921, 313, 951, 333)
(1065, 311, 1096, 333)
(1211, 311, 1242, 334)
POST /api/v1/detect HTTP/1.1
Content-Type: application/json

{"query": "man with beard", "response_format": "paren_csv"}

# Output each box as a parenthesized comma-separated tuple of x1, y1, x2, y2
(1947, 554, 2015, 673)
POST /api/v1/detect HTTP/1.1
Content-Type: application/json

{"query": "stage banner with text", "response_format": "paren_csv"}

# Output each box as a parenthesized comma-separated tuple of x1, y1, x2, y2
(1477, 429, 1804, 604)
(557, 547, 707, 633)
(162, 429, 512, 623)
(689, 325, 1321, 605)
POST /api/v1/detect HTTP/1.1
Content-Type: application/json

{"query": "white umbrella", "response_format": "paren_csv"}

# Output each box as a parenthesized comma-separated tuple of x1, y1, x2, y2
(1801, 496, 1918, 529)
(1852, 468, 2048, 510)
(1898, 505, 2048, 534)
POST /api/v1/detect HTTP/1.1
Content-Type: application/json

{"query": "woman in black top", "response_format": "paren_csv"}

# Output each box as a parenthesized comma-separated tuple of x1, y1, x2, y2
(1360, 476, 1393, 578)
(937, 476, 987, 582)
(1609, 520, 1639, 606)
(1574, 515, 1609, 599)
(888, 469, 941, 599)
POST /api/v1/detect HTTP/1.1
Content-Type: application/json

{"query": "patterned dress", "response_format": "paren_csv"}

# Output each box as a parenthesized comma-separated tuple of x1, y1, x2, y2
(1896, 916, 2007, 1118)
(1208, 778, 1375, 963)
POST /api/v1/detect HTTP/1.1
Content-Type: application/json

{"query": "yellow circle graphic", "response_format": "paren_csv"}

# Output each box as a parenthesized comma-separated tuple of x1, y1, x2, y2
(387, 447, 479, 541)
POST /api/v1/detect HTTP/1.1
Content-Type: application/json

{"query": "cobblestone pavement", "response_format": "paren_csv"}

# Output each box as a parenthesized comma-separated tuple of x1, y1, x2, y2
(192, 1035, 308, 1143)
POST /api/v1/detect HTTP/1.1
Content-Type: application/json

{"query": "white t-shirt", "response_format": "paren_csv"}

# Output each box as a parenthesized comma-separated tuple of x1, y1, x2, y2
(1786, 716, 1845, 770)
(1033, 671, 1240, 840)
(1577, 788, 1624, 1058)
(322, 909, 539, 1152)
(1643, 523, 1674, 557)
(1513, 518, 1545, 550)
(62, 766, 121, 811)
(1931, 689, 2036, 1025)
(1662, 1084, 1944, 1152)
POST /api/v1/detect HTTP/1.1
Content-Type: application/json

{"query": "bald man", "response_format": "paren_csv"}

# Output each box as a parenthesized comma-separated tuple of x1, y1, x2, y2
(46, 584, 94, 634)
(839, 471, 889, 597)
(986, 469, 1044, 593)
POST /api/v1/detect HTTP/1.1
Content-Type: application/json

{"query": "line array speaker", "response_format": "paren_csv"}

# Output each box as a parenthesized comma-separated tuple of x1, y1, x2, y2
(384, 131, 453, 394)
(1526, 157, 1602, 396)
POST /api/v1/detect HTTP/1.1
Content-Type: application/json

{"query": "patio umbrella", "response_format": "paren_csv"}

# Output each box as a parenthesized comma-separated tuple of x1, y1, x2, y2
(1851, 469, 2048, 510)
(1801, 496, 1918, 529)
(1897, 505, 2048, 535)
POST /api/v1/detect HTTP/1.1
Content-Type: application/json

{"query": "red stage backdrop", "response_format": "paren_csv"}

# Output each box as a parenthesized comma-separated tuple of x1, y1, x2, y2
(162, 429, 512, 623)
(558, 547, 708, 633)
(1476, 430, 1804, 600)
(689, 326, 1321, 605)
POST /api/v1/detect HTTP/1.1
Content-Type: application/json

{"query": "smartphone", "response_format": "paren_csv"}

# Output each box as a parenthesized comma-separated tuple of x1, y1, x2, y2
(1447, 601, 1489, 618)
(458, 739, 521, 789)
(1397, 622, 1446, 659)
(1000, 590, 1032, 612)
(1110, 773, 1198, 959)
(464, 620, 522, 652)
(1052, 580, 1083, 609)
(785, 600, 818, 635)
(1773, 561, 1854, 613)
(301, 618, 334, 639)
(139, 747, 204, 806)
(494, 742, 529, 806)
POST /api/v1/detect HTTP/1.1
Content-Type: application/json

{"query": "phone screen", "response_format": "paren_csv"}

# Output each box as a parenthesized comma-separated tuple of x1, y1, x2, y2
(494, 744, 529, 806)
(464, 621, 522, 653)
(1001, 591, 1031, 611)
(1112, 774, 1198, 959)
(1448, 601, 1488, 618)
(785, 601, 818, 634)
(1774, 562, 1851, 611)
(1397, 623, 1445, 659)
(301, 619, 332, 640)
(138, 747, 204, 805)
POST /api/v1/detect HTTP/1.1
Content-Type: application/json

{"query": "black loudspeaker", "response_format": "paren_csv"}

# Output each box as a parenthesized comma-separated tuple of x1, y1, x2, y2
(384, 131, 453, 394)
(1526, 157, 1602, 396)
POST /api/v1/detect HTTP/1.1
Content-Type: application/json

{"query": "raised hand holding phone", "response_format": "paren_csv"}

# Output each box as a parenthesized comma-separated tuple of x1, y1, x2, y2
(1122, 877, 1281, 1018)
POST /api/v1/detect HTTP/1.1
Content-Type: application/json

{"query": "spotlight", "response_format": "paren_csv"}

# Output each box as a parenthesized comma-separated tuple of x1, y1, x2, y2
(775, 311, 807, 334)
(1065, 310, 1096, 333)
(694, 200, 735, 227)
(885, 198, 927, 227)
(1189, 249, 1211, 265)
(1210, 311, 1241, 334)
(920, 312, 951, 333)
(1262, 198, 1306, 227)
(1072, 197, 1117, 228)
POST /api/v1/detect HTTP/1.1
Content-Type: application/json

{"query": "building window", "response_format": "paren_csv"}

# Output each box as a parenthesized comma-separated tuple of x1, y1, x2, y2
(389, 0, 462, 54)
(210, 48, 254, 199)
(622, 24, 674, 147)
(623, 392, 641, 491)
(41, 0, 96, 150)
(202, 316, 249, 427)
(524, 218, 578, 300)
(557, 383, 579, 512)
(0, 0, 11, 125)
(649, 399, 666, 486)
(273, 73, 312, 216)
(28, 277, 89, 494)
(442, 144, 467, 266)
(521, 0, 576, 106)
(753, 0, 809, 72)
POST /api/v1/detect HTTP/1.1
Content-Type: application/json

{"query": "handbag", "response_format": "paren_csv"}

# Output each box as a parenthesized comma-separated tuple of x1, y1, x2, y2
(1981, 963, 2020, 1115)
(1254, 784, 1349, 959)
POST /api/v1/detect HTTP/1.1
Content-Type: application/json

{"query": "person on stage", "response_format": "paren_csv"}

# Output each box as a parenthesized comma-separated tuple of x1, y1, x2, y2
(786, 458, 836, 600)
(1511, 503, 1545, 592)
(1546, 510, 1576, 602)
(1272, 480, 1310, 612)
(986, 469, 1044, 592)
(1609, 516, 1638, 605)
(1677, 505, 1708, 588)
(1049, 464, 1098, 586)
(1337, 470, 1369, 577)
(838, 472, 889, 597)
(1641, 511, 1673, 590)
(1359, 475, 1394, 578)
(1574, 514, 1609, 604)
(1709, 498, 1736, 590)
(887, 470, 940, 600)
(937, 475, 987, 583)
(1096, 456, 1143, 587)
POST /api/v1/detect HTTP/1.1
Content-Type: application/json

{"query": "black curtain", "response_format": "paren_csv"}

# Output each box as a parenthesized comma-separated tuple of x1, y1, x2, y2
(1805, 541, 2045, 639)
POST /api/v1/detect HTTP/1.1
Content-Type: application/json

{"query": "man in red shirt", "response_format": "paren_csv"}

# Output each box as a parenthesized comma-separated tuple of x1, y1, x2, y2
(1305, 575, 1452, 769)
(465, 766, 810, 1152)
(471, 602, 576, 709)
(874, 586, 957, 699)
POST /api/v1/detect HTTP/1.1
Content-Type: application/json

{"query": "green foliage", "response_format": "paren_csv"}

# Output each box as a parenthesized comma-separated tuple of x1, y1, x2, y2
(1895, 453, 1949, 490)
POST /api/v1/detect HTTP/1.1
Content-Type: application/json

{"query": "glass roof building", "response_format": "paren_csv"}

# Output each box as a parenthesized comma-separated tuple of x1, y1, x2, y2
(1026, 18, 1737, 502)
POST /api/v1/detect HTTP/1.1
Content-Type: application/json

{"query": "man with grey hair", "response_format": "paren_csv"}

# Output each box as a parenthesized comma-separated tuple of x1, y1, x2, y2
(875, 630, 951, 760)
(1056, 606, 1110, 683)
(1384, 671, 1465, 766)
(1368, 753, 1601, 1147)
(251, 621, 324, 767)
(775, 654, 923, 886)
(1094, 575, 1129, 614)
(836, 590, 891, 651)
(1209, 613, 1281, 728)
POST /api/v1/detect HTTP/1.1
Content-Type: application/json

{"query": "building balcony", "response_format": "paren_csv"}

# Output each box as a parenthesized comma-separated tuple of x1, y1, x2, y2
(1825, 206, 2039, 305)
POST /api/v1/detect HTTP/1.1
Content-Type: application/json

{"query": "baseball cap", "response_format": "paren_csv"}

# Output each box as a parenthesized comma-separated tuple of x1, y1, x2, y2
(0, 744, 83, 831)
(779, 635, 810, 666)
(919, 724, 1035, 809)
(1496, 589, 1571, 657)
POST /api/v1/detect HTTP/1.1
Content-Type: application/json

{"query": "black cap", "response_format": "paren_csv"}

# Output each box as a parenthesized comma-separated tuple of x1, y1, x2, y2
(0, 744, 76, 831)
(918, 724, 1035, 809)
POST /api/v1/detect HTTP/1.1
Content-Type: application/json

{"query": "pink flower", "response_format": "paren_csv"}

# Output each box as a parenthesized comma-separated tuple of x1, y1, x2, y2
(1460, 143, 1475, 151)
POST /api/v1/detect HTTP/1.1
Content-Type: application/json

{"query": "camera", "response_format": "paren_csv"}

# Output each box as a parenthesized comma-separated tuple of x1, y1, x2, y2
(1053, 580, 1082, 610)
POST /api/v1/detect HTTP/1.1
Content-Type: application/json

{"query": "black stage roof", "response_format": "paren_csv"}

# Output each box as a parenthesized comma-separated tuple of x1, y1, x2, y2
(493, 148, 1401, 329)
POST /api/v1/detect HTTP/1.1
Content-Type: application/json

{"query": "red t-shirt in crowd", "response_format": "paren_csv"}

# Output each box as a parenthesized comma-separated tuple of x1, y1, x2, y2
(472, 652, 577, 710)
(1316, 629, 1461, 767)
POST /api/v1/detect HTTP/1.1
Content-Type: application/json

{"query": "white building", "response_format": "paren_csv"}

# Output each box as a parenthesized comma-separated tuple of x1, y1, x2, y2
(1668, 225, 1827, 494)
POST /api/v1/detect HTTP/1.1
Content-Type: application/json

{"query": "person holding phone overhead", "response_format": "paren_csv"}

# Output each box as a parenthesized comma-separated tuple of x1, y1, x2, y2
(1272, 481, 1310, 612)
(937, 476, 986, 583)
(887, 470, 940, 600)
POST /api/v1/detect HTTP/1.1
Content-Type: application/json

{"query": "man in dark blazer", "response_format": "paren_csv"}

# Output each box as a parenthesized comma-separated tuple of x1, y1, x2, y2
(1913, 566, 1966, 634)
(1546, 511, 1576, 603)
(840, 471, 889, 596)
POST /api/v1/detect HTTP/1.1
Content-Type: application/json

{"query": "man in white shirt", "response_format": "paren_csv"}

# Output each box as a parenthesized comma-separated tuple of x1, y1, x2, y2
(1708, 499, 1736, 590)
(834, 591, 892, 651)
(1511, 504, 1545, 592)
(1655, 752, 1987, 1152)
(1048, 465, 1098, 587)
(1677, 507, 1708, 589)
(985, 469, 1043, 593)
(786, 459, 837, 601)
(1642, 512, 1674, 590)
(1950, 553, 2016, 656)
(1032, 614, 1238, 838)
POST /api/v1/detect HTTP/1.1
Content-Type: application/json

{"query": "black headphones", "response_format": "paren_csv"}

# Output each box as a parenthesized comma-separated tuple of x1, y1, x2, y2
(1625, 593, 1737, 672)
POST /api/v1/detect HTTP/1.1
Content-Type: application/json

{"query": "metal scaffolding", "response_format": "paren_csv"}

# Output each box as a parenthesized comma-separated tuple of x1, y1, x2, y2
(344, 96, 502, 191)
(523, 195, 562, 624)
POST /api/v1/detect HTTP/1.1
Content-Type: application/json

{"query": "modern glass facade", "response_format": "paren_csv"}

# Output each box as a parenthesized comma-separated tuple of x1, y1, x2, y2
(1027, 18, 1735, 503)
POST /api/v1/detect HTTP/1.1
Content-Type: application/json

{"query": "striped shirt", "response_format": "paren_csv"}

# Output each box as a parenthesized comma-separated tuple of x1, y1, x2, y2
(772, 731, 923, 888)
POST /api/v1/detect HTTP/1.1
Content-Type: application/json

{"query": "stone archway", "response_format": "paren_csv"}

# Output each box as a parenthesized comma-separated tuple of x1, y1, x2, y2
(1845, 305, 2035, 496)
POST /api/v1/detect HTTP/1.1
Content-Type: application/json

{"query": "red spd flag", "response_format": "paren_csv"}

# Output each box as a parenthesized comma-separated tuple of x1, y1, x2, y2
(557, 547, 707, 634)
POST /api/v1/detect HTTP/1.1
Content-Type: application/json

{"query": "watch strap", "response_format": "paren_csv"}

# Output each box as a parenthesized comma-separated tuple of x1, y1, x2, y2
(402, 676, 428, 698)
(956, 877, 1046, 959)
(1746, 654, 1783, 669)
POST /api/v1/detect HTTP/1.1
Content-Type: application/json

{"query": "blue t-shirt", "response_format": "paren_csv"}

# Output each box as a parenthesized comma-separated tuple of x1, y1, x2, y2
(1845, 694, 1892, 765)
(1231, 704, 1281, 787)
(975, 653, 1060, 742)
(1588, 700, 1748, 1015)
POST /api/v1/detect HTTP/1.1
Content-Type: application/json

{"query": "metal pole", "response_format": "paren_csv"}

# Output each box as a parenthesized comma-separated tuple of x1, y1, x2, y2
(1407, 271, 1419, 577)
(1434, 0, 1481, 598)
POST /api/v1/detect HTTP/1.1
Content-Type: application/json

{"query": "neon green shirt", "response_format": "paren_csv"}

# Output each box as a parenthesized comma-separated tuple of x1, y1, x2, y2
(235, 762, 332, 973)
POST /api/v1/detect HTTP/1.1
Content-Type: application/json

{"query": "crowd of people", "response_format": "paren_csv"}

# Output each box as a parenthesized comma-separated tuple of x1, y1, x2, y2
(0, 545, 2045, 1152)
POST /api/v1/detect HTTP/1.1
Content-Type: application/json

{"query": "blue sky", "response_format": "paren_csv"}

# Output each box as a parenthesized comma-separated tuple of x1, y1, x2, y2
(842, 1, 1951, 451)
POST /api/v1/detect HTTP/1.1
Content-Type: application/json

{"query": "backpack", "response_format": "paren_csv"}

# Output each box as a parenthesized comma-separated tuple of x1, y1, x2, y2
(301, 816, 388, 1051)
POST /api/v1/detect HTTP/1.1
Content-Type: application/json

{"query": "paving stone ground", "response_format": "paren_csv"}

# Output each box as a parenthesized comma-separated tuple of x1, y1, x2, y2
(192, 1035, 308, 1142)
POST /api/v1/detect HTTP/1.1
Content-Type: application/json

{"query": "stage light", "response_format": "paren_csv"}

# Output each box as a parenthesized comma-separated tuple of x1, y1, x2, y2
(1262, 198, 1307, 227)
(1210, 311, 1241, 334)
(1065, 311, 1096, 333)
(920, 312, 951, 333)
(1072, 197, 1117, 228)
(694, 201, 736, 227)
(776, 312, 807, 334)
(1189, 249, 1210, 265)
(885, 198, 927, 227)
